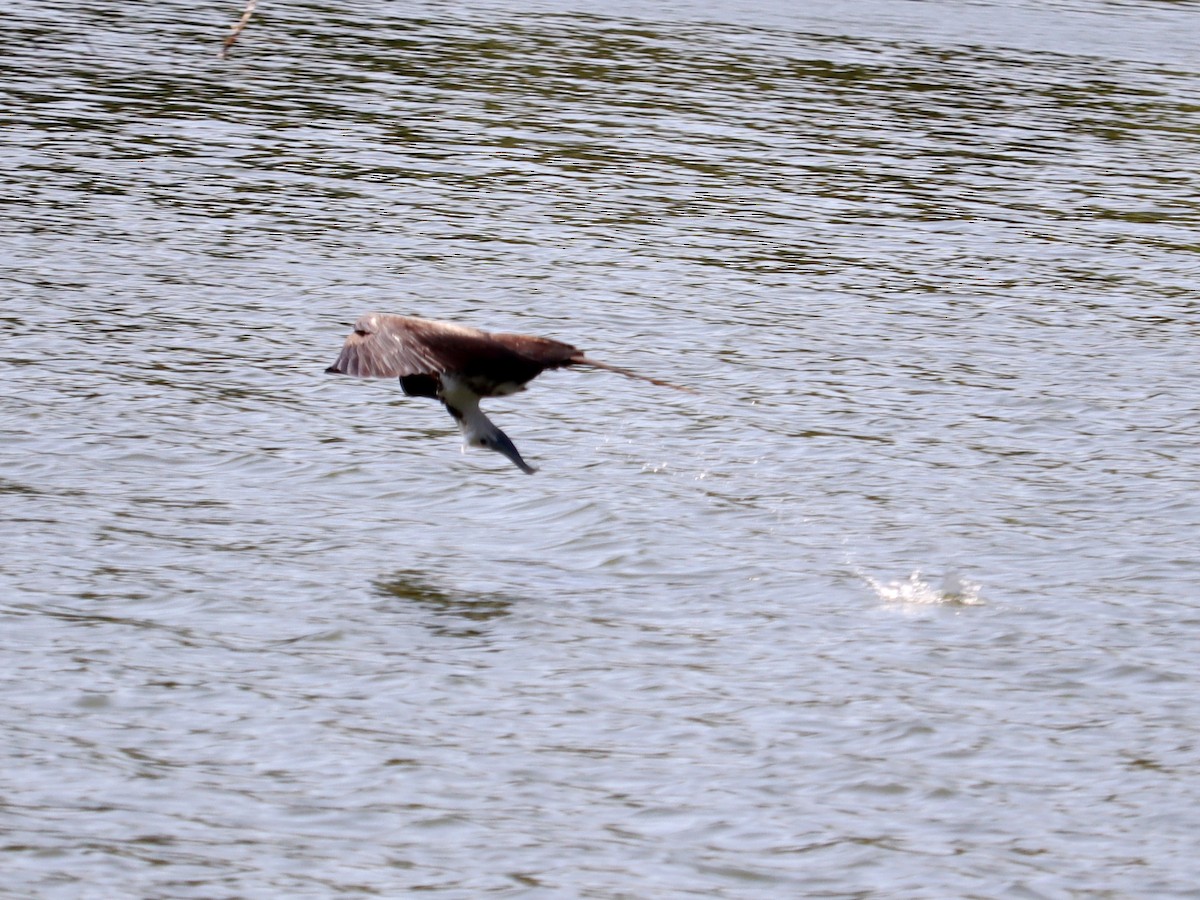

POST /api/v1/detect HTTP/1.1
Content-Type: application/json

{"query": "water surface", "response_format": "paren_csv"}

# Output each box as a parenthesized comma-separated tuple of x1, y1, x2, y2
(3, 0, 1200, 895)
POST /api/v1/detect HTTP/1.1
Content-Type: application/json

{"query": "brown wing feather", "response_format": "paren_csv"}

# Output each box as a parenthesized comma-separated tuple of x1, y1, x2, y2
(491, 332, 693, 391)
(326, 314, 571, 383)
(487, 332, 582, 368)
(326, 314, 500, 378)
(570, 356, 695, 392)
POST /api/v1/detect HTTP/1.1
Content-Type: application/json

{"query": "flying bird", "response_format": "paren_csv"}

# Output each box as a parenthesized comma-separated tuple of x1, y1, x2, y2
(326, 313, 687, 473)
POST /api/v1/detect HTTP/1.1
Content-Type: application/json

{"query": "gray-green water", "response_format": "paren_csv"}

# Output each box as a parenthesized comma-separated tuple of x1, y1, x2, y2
(3, 0, 1199, 896)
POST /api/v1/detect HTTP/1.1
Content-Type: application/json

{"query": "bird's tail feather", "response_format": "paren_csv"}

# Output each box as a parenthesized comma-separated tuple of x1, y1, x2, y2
(572, 356, 695, 393)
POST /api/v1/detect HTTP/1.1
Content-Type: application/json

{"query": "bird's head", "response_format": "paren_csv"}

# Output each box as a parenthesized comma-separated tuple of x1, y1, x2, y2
(466, 422, 537, 474)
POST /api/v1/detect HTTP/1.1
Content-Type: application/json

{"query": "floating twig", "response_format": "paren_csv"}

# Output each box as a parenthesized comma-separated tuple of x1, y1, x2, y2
(219, 0, 257, 59)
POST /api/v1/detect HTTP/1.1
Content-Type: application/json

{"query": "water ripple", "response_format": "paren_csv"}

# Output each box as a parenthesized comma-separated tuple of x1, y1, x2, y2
(4, 0, 1200, 896)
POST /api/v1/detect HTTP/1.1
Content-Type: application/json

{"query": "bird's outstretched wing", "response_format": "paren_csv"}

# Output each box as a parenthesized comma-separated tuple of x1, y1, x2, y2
(327, 313, 691, 391)
(326, 314, 571, 379)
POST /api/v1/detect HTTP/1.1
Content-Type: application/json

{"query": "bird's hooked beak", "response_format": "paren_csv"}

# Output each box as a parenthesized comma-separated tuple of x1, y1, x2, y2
(491, 428, 536, 474)
(476, 425, 537, 474)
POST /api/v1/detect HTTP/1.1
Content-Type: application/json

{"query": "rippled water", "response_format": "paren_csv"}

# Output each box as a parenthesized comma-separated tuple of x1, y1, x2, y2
(3, 0, 1200, 895)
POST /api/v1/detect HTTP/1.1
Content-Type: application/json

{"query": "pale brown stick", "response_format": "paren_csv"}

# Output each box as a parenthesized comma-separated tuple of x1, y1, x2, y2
(219, 0, 257, 59)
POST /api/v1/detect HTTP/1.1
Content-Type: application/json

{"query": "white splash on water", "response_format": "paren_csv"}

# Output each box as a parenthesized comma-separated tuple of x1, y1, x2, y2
(864, 569, 984, 606)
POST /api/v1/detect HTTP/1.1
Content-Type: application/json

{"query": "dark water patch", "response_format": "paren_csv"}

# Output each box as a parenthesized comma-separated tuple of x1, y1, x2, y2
(374, 569, 515, 637)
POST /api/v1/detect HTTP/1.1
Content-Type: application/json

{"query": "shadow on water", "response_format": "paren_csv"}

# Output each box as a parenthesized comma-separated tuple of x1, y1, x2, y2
(372, 569, 514, 638)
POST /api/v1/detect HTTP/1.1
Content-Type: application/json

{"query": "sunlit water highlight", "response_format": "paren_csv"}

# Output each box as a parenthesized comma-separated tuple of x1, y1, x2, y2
(862, 570, 985, 608)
